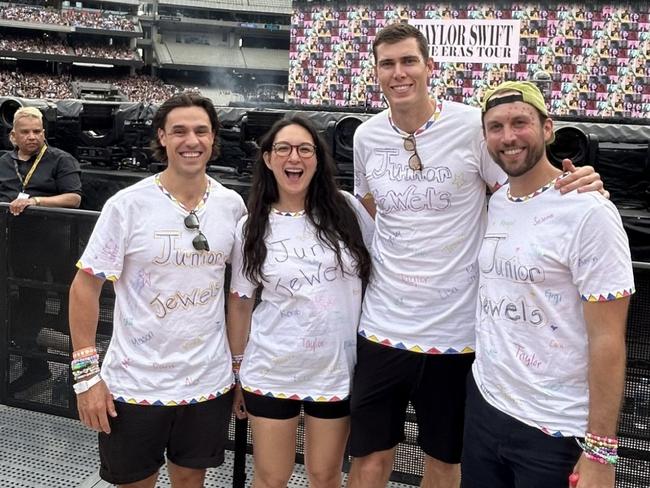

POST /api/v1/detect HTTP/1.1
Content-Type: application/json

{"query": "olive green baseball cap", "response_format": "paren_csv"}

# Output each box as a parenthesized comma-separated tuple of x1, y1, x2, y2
(481, 81, 549, 117)
(481, 81, 554, 143)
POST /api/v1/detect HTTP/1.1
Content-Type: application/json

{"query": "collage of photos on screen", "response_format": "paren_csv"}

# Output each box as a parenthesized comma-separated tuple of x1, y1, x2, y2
(288, 2, 650, 118)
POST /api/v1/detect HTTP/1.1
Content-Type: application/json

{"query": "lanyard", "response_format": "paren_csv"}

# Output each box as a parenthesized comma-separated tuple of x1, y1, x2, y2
(13, 144, 47, 192)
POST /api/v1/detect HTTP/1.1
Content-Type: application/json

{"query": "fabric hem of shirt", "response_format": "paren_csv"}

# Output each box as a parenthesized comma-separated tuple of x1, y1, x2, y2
(111, 383, 234, 406)
(242, 384, 349, 402)
(359, 329, 475, 354)
(474, 375, 585, 438)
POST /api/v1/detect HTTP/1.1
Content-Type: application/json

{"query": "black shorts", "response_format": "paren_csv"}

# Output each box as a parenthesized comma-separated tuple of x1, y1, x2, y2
(98, 390, 233, 485)
(461, 374, 582, 488)
(243, 390, 350, 420)
(349, 336, 474, 463)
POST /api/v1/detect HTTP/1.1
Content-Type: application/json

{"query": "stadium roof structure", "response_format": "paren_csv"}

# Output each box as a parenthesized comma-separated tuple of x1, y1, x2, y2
(158, 0, 292, 15)
(155, 41, 288, 72)
(155, 16, 289, 32)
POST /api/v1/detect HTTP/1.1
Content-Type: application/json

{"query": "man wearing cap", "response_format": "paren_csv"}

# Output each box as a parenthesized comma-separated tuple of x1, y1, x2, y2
(461, 81, 634, 488)
(349, 23, 604, 488)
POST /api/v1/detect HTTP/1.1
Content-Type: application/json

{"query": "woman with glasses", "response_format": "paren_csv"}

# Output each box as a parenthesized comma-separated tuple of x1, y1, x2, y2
(227, 116, 373, 488)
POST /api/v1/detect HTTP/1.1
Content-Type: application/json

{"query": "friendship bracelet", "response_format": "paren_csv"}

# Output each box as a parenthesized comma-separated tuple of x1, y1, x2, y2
(72, 364, 101, 378)
(232, 354, 243, 383)
(73, 346, 97, 360)
(71, 355, 100, 370)
(72, 364, 101, 382)
(71, 353, 100, 382)
(585, 432, 618, 448)
(577, 433, 619, 466)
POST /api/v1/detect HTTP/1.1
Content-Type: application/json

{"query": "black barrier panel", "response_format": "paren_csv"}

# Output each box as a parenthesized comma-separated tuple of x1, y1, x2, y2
(0, 204, 649, 487)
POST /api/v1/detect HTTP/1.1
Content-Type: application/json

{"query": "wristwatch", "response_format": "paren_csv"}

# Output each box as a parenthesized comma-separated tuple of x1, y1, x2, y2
(73, 374, 102, 394)
(33, 196, 41, 206)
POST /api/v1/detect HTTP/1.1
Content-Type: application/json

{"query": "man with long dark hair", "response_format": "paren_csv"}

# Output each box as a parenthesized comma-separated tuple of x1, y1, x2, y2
(68, 93, 246, 487)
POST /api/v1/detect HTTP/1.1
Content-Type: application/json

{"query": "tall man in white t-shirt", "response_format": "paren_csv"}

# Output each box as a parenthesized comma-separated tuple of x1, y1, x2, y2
(348, 23, 604, 488)
(69, 93, 246, 487)
(462, 81, 633, 488)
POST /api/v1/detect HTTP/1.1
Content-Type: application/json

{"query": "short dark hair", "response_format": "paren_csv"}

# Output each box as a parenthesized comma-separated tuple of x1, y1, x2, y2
(373, 22, 429, 63)
(150, 92, 220, 163)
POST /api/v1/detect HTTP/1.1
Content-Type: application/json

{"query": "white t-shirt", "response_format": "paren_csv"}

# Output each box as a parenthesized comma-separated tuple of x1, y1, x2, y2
(230, 192, 374, 400)
(473, 180, 635, 437)
(353, 101, 507, 353)
(77, 175, 247, 405)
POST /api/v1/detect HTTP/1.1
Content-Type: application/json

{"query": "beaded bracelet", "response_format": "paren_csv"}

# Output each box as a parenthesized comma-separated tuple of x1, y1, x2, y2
(73, 346, 97, 360)
(72, 364, 101, 382)
(232, 354, 244, 383)
(578, 432, 619, 465)
(585, 432, 618, 448)
(71, 355, 100, 371)
(71, 353, 100, 382)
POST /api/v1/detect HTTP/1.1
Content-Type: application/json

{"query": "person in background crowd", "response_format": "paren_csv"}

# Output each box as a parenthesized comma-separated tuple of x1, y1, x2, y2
(68, 93, 246, 487)
(0, 106, 81, 394)
(348, 23, 604, 488)
(227, 116, 373, 488)
(462, 80, 633, 488)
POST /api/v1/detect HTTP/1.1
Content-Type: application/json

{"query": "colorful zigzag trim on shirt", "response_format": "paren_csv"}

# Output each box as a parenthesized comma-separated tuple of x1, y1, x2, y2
(113, 385, 233, 406)
(242, 385, 348, 402)
(581, 287, 635, 302)
(76, 260, 118, 282)
(271, 208, 306, 217)
(506, 174, 565, 202)
(359, 330, 475, 354)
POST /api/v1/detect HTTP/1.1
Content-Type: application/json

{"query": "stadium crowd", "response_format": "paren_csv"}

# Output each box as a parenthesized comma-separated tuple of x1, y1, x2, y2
(0, 34, 137, 60)
(0, 5, 137, 31)
(73, 43, 137, 61)
(0, 71, 72, 99)
(0, 34, 68, 55)
(0, 71, 179, 103)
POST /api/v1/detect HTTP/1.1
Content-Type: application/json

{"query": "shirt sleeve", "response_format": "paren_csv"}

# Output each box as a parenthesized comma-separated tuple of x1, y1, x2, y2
(229, 216, 258, 299)
(53, 150, 82, 196)
(569, 199, 635, 302)
(225, 190, 248, 265)
(353, 129, 371, 200)
(76, 198, 127, 282)
(476, 137, 508, 190)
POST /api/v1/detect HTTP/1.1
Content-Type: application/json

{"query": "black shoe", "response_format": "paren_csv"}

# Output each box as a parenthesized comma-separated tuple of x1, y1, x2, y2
(8, 363, 52, 394)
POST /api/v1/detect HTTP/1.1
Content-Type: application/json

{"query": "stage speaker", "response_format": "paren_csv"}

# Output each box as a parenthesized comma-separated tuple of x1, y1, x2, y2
(598, 141, 650, 211)
(547, 126, 599, 168)
(240, 111, 285, 144)
(77, 102, 121, 148)
(326, 115, 364, 165)
(620, 210, 650, 263)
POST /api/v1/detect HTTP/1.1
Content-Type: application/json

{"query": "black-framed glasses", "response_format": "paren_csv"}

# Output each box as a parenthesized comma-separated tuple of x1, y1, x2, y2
(272, 142, 317, 158)
(184, 211, 210, 251)
(403, 135, 423, 171)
